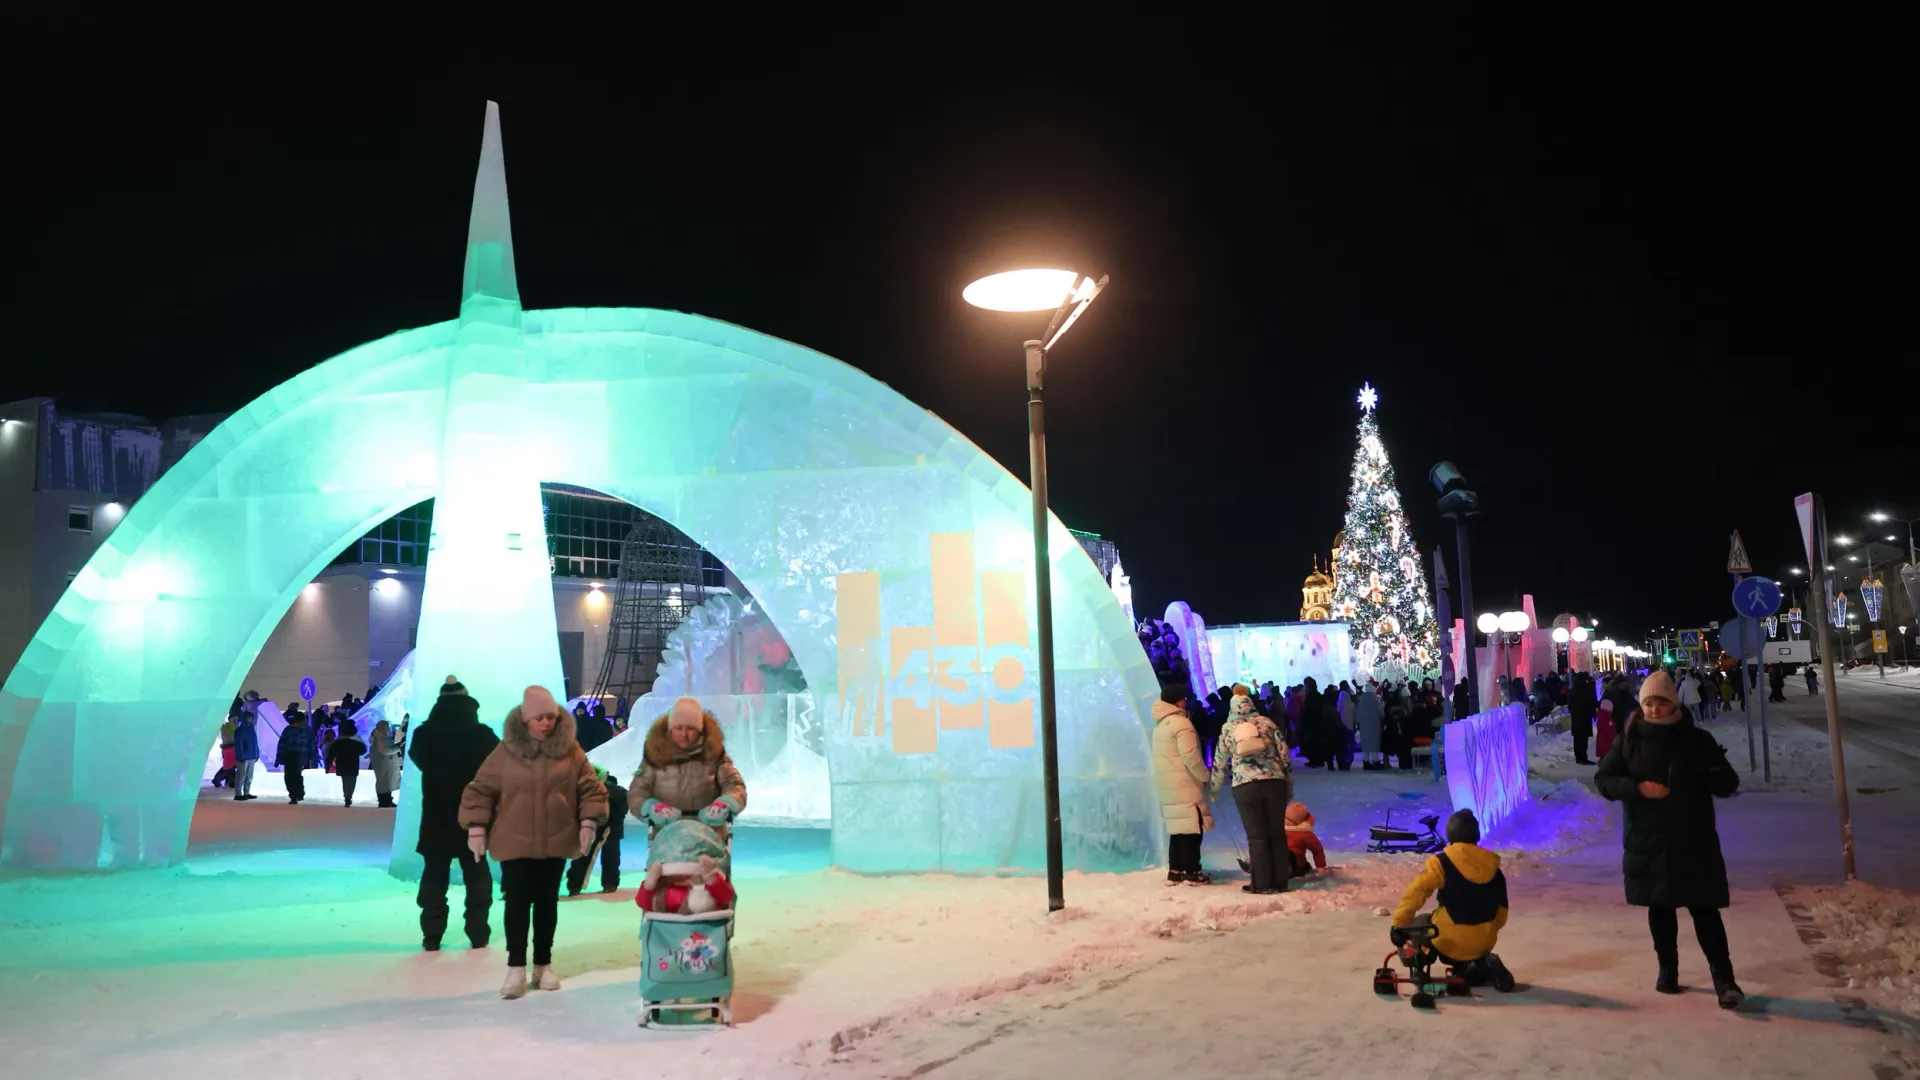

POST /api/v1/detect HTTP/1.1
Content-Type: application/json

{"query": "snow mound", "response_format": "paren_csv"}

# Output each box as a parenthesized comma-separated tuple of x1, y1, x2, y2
(1486, 778, 1617, 860)
(1800, 881, 1920, 1020)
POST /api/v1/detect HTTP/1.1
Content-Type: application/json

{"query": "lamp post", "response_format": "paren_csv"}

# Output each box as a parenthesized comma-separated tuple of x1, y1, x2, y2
(1478, 610, 1529, 694)
(1430, 463, 1481, 714)
(1551, 624, 1591, 672)
(1869, 510, 1918, 565)
(964, 268, 1107, 914)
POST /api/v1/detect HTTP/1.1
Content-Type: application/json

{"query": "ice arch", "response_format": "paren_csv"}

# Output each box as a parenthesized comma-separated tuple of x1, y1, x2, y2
(0, 307, 1162, 873)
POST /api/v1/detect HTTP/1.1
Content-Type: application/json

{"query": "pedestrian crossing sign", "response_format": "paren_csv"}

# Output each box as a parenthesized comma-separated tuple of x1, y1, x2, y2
(1873, 630, 1889, 653)
(1679, 629, 1703, 650)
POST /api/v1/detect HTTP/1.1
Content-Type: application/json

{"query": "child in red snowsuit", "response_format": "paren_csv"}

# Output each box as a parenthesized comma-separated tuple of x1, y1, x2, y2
(1284, 801, 1326, 876)
(636, 854, 736, 915)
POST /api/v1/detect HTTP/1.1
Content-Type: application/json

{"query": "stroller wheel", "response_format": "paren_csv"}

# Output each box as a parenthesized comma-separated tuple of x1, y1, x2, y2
(1372, 968, 1397, 996)
(1410, 990, 1436, 1009)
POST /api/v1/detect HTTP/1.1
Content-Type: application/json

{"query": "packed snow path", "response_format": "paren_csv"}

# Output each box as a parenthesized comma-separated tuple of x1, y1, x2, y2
(2, 745, 1916, 1078)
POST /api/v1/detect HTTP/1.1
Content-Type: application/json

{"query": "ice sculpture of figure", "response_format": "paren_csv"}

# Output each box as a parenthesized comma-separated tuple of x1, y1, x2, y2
(652, 594, 806, 697)
(1163, 601, 1217, 700)
(0, 102, 1157, 876)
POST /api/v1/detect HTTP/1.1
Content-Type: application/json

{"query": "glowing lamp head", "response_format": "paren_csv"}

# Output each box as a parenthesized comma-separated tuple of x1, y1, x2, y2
(1871, 511, 1889, 522)
(1552, 627, 1570, 644)
(962, 269, 1086, 312)
(1497, 611, 1530, 634)
(1476, 613, 1500, 634)
(1572, 626, 1590, 643)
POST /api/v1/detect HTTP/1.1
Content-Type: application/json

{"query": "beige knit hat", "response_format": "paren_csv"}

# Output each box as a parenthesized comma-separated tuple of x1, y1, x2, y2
(1638, 670, 1678, 705)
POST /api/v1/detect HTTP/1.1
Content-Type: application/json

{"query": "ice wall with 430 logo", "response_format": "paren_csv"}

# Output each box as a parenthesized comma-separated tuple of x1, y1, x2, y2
(823, 530, 1158, 874)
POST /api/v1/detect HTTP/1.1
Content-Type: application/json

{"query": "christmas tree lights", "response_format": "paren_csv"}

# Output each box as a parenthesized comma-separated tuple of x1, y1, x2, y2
(1330, 384, 1440, 679)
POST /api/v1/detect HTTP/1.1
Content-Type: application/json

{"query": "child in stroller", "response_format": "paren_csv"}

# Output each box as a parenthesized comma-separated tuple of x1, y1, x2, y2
(1377, 809, 1516, 1007)
(636, 809, 737, 1026)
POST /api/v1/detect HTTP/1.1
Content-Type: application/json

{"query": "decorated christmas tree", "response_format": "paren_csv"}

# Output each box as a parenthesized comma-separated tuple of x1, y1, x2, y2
(1329, 383, 1440, 679)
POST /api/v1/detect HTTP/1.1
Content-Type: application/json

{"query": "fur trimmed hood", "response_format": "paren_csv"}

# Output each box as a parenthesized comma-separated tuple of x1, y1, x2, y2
(643, 709, 726, 769)
(501, 704, 580, 760)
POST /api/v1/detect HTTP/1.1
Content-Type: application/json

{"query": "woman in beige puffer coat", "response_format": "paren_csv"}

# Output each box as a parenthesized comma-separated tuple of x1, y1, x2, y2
(1149, 682, 1213, 885)
(460, 686, 607, 1000)
(629, 697, 748, 832)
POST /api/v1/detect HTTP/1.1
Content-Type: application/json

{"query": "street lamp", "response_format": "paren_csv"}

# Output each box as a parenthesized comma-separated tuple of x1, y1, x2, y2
(1431, 462, 1481, 714)
(1551, 625, 1589, 672)
(964, 267, 1107, 914)
(1479, 610, 1529, 688)
(1869, 510, 1918, 565)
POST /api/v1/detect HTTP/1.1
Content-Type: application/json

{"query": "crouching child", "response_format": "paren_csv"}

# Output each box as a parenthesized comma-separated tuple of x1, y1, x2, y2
(1390, 809, 1514, 988)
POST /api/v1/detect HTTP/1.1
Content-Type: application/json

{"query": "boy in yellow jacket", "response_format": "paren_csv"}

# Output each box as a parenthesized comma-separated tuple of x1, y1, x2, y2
(1391, 809, 1513, 987)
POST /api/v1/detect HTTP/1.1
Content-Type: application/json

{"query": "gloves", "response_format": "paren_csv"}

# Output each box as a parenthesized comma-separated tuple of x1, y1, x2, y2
(698, 800, 733, 827)
(467, 827, 487, 861)
(579, 822, 597, 857)
(645, 801, 682, 828)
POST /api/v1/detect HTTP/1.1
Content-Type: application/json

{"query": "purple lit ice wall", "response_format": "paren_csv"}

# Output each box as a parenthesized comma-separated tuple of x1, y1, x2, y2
(1444, 704, 1529, 837)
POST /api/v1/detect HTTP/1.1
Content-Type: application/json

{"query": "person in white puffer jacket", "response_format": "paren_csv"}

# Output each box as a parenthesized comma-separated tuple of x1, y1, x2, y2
(1149, 681, 1214, 887)
(1676, 670, 1703, 716)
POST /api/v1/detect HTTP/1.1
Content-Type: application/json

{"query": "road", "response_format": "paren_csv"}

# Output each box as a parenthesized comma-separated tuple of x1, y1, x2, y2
(1771, 667, 1920, 775)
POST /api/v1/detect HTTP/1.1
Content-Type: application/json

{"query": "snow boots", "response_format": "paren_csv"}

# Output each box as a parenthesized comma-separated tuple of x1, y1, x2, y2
(1655, 962, 1681, 994)
(531, 964, 562, 991)
(1712, 967, 1745, 1010)
(501, 967, 527, 1000)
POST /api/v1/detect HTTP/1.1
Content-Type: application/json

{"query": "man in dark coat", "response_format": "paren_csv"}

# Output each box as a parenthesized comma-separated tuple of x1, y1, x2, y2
(574, 702, 613, 755)
(1567, 672, 1598, 765)
(1594, 670, 1744, 1009)
(408, 676, 501, 951)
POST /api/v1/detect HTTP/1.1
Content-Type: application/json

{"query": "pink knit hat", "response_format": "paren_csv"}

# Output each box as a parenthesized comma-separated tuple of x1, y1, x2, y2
(1638, 670, 1678, 705)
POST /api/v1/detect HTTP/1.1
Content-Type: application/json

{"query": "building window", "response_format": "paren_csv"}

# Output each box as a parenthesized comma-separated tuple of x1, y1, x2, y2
(67, 506, 92, 533)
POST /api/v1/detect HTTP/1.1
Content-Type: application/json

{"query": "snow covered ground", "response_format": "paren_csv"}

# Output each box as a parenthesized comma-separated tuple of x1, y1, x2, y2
(4, 720, 1918, 1079)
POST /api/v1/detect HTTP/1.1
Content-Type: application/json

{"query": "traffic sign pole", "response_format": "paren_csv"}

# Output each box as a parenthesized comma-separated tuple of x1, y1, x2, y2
(1801, 493, 1856, 880)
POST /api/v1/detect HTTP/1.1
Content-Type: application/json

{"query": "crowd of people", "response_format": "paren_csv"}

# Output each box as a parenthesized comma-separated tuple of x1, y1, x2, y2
(1187, 676, 1449, 774)
(207, 683, 629, 808)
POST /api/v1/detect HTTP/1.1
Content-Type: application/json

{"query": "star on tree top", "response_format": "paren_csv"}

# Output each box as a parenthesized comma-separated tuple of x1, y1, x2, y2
(1357, 383, 1378, 413)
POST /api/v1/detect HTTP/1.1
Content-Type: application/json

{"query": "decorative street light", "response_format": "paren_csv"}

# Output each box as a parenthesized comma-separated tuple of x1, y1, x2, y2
(1550, 624, 1590, 672)
(1478, 610, 1529, 684)
(964, 267, 1107, 914)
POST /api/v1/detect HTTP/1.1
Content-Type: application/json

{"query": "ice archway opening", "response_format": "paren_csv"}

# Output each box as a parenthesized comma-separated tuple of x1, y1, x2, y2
(0, 307, 1162, 876)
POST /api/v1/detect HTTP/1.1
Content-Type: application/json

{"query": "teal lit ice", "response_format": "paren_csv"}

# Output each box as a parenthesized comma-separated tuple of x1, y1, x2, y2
(0, 103, 1159, 877)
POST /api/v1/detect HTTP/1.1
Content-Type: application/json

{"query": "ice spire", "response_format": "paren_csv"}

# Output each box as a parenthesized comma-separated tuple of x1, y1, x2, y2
(461, 101, 518, 306)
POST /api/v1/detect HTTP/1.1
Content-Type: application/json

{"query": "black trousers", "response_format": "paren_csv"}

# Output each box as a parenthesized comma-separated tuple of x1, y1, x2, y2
(566, 826, 621, 893)
(284, 768, 305, 803)
(340, 773, 358, 804)
(1167, 804, 1204, 875)
(500, 857, 566, 967)
(1649, 905, 1733, 977)
(419, 850, 494, 947)
(1572, 723, 1592, 763)
(1234, 778, 1291, 892)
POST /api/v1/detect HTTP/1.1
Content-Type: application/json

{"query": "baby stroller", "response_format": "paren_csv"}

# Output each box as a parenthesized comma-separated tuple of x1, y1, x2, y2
(638, 908, 735, 1026)
(1372, 916, 1515, 1009)
(1367, 810, 1445, 854)
(637, 820, 735, 1027)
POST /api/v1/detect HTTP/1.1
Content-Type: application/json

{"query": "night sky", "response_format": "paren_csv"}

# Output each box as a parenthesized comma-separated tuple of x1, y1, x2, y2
(8, 22, 1911, 648)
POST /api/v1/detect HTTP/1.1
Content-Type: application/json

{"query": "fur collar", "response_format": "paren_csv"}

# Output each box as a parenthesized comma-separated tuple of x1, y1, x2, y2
(501, 704, 580, 760)
(643, 709, 725, 768)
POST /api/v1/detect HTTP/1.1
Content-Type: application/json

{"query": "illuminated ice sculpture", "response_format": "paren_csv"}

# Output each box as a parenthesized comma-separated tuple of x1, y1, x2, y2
(1443, 703, 1530, 837)
(0, 102, 1160, 876)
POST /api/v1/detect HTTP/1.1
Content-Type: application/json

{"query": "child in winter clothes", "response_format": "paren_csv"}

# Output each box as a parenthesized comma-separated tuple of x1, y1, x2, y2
(635, 811, 735, 914)
(1283, 801, 1326, 876)
(568, 767, 627, 896)
(328, 721, 368, 807)
(1391, 810, 1513, 986)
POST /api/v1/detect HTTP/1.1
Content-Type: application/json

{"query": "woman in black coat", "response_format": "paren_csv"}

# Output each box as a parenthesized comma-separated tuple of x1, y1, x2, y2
(1594, 670, 1743, 1008)
(1566, 672, 1598, 765)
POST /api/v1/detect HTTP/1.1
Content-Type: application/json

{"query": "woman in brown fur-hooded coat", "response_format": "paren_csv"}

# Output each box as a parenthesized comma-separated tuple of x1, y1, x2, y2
(628, 696, 747, 828)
